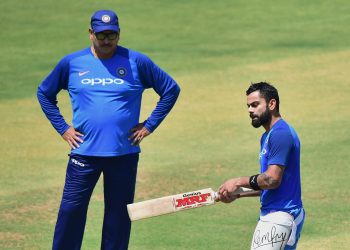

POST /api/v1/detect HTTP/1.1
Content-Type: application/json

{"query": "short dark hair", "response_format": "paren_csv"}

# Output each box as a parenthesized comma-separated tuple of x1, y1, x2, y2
(246, 82, 280, 113)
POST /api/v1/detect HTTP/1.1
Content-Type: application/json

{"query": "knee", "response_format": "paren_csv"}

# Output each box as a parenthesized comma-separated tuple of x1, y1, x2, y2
(59, 199, 88, 214)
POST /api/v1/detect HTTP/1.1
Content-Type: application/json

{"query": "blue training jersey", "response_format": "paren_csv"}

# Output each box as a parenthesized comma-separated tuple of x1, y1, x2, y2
(259, 119, 303, 215)
(37, 46, 180, 157)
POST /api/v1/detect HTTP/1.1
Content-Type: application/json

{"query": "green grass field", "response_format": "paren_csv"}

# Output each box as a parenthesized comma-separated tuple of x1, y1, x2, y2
(1, 0, 349, 249)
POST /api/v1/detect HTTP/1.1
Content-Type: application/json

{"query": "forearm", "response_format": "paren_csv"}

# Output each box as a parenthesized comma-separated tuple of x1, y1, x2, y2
(249, 168, 282, 191)
(218, 166, 283, 202)
(256, 173, 281, 189)
(228, 171, 281, 192)
(238, 190, 261, 198)
(37, 87, 70, 135)
(144, 84, 180, 132)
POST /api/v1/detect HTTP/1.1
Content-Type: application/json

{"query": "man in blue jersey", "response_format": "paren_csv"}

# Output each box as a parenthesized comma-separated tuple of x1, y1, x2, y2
(216, 82, 304, 250)
(37, 10, 180, 250)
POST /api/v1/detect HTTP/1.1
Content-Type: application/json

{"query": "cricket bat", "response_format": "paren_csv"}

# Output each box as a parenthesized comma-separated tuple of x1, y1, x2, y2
(127, 187, 254, 221)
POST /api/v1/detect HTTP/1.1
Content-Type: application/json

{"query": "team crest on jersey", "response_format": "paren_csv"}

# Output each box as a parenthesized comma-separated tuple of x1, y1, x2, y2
(102, 15, 111, 23)
(117, 67, 127, 77)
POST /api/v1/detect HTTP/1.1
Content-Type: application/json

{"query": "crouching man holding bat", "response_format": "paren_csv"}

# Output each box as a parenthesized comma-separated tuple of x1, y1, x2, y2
(216, 82, 305, 250)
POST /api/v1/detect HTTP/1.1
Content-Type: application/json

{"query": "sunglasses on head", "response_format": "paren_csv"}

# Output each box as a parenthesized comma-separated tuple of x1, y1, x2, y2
(94, 32, 118, 41)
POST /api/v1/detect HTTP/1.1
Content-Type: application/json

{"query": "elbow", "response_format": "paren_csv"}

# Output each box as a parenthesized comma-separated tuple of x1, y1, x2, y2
(260, 173, 282, 190)
(37, 87, 50, 100)
(267, 177, 282, 189)
(174, 84, 181, 97)
(37, 87, 45, 102)
(37, 87, 59, 109)
(167, 84, 180, 101)
(37, 87, 42, 97)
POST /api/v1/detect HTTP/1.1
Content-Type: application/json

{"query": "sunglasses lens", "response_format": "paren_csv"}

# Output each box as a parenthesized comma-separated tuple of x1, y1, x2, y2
(95, 33, 106, 40)
(108, 33, 118, 40)
(94, 32, 118, 40)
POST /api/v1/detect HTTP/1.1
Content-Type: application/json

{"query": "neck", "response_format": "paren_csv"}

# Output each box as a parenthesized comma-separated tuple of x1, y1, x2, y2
(263, 116, 281, 132)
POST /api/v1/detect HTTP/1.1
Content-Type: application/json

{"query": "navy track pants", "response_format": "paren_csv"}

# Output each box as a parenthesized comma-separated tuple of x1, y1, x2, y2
(52, 153, 139, 250)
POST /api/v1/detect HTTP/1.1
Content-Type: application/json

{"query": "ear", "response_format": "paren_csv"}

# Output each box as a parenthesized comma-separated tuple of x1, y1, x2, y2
(268, 99, 277, 111)
(88, 28, 94, 41)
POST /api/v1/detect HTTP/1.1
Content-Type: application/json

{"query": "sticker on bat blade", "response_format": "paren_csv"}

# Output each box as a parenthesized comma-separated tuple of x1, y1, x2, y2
(172, 191, 214, 211)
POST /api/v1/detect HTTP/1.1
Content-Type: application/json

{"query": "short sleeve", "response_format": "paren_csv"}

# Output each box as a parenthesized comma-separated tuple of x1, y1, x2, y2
(267, 129, 294, 167)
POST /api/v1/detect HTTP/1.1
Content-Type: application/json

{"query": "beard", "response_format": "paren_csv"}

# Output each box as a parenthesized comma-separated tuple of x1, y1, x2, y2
(250, 108, 272, 128)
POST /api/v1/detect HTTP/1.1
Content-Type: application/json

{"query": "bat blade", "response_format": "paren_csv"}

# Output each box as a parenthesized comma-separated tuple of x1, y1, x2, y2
(127, 187, 253, 221)
(127, 188, 215, 221)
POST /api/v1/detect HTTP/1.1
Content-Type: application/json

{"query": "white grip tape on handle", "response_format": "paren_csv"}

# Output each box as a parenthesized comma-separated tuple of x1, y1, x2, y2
(214, 187, 254, 199)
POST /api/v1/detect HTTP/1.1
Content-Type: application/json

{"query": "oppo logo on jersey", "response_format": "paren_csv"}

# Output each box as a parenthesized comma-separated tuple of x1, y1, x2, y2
(81, 78, 124, 86)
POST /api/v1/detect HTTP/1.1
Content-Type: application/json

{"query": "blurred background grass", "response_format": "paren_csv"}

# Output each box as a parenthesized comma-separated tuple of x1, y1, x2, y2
(0, 0, 349, 249)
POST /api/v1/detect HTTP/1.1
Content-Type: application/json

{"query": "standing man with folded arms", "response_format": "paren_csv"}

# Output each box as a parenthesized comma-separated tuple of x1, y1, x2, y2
(37, 9, 180, 250)
(217, 82, 305, 250)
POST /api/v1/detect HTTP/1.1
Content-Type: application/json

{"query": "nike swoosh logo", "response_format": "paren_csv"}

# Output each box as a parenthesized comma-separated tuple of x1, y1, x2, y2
(79, 71, 90, 76)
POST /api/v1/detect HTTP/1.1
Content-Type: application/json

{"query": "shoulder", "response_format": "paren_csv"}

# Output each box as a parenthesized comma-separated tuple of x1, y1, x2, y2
(124, 47, 153, 65)
(271, 128, 293, 141)
(270, 120, 296, 145)
(57, 48, 91, 68)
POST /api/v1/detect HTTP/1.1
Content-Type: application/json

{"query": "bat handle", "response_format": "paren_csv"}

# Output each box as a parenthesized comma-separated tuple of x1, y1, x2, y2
(214, 187, 254, 199)
(213, 191, 218, 200)
(237, 187, 254, 193)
